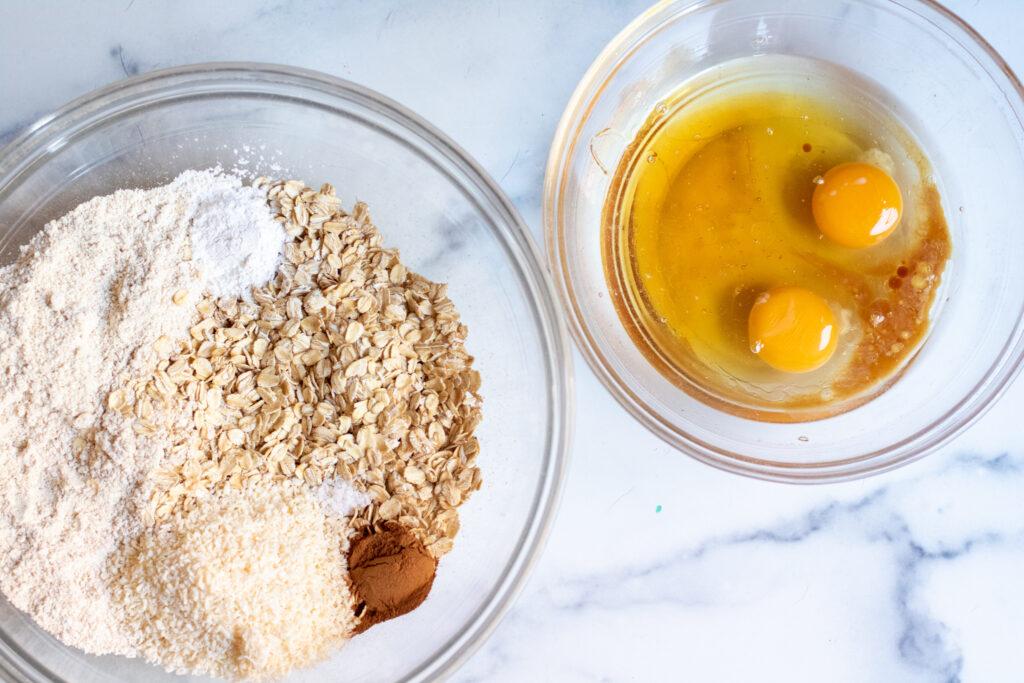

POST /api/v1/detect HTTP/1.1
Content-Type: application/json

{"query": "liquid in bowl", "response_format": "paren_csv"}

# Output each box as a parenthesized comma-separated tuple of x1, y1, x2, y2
(602, 56, 952, 422)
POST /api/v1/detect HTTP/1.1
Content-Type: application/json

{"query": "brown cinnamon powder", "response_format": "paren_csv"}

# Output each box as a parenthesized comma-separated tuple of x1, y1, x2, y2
(347, 522, 437, 634)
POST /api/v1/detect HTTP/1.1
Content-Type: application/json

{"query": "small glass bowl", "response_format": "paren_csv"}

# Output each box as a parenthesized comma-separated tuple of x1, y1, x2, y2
(0, 64, 572, 682)
(545, 0, 1024, 482)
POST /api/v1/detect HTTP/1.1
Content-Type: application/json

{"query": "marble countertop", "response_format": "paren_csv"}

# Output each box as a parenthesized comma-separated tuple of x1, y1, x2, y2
(2, 1, 1022, 681)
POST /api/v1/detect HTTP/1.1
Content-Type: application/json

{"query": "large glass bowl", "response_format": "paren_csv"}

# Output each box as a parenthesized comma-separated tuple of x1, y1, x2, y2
(0, 64, 572, 682)
(545, 0, 1024, 482)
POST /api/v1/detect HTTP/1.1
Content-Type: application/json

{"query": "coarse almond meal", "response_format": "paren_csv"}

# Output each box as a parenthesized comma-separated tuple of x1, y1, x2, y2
(115, 178, 482, 560)
(110, 479, 357, 682)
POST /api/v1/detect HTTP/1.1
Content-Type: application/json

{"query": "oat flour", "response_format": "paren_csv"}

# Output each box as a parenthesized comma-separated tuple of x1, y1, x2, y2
(0, 170, 284, 654)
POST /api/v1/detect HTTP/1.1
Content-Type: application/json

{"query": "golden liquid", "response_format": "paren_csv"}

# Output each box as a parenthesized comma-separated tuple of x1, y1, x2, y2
(604, 64, 951, 421)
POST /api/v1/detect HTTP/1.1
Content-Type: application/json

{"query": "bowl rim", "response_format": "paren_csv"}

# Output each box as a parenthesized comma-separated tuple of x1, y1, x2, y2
(0, 61, 574, 682)
(543, 0, 1024, 484)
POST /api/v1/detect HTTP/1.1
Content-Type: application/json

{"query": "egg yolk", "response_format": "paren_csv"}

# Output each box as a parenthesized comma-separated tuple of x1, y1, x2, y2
(812, 162, 902, 248)
(748, 286, 838, 373)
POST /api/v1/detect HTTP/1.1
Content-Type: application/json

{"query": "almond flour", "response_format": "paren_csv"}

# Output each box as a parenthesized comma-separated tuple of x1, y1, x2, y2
(110, 480, 357, 682)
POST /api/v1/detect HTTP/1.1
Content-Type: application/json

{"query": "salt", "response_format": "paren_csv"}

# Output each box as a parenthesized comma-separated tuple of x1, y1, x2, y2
(316, 477, 373, 518)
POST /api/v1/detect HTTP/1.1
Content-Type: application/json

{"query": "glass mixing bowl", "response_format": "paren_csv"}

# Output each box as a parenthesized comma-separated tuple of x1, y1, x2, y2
(545, 0, 1024, 482)
(0, 64, 572, 682)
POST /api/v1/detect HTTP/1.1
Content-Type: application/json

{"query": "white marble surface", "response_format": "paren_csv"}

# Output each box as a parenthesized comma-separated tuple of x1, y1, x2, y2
(2, 1, 1023, 681)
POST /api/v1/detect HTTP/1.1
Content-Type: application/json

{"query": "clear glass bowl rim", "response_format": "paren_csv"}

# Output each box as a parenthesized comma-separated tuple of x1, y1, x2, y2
(0, 62, 574, 683)
(543, 0, 1024, 483)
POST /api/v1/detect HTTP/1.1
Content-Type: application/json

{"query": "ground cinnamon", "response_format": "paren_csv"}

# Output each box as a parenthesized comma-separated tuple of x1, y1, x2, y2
(347, 522, 437, 634)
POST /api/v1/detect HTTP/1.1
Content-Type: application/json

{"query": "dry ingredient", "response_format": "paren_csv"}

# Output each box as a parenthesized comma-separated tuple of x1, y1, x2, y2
(189, 180, 286, 299)
(0, 169, 482, 682)
(111, 481, 356, 681)
(347, 522, 437, 634)
(0, 169, 282, 654)
(317, 476, 374, 518)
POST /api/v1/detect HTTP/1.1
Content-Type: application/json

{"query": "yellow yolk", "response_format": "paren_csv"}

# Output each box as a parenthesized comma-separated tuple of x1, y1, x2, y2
(812, 162, 902, 248)
(748, 286, 838, 373)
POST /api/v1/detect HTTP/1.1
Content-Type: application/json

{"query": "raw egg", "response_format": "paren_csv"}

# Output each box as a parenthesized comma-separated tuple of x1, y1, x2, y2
(603, 59, 952, 420)
(748, 286, 838, 373)
(812, 162, 902, 248)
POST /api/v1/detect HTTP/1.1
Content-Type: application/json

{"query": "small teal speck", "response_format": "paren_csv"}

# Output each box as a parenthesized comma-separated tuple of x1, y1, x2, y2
(655, 505, 662, 513)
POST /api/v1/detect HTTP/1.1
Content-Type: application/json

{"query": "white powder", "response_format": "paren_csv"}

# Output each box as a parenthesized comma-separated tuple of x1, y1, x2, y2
(316, 477, 373, 518)
(0, 169, 284, 654)
(189, 179, 286, 300)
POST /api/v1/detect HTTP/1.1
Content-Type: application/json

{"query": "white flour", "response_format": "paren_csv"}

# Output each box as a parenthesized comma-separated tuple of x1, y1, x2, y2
(0, 169, 284, 654)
